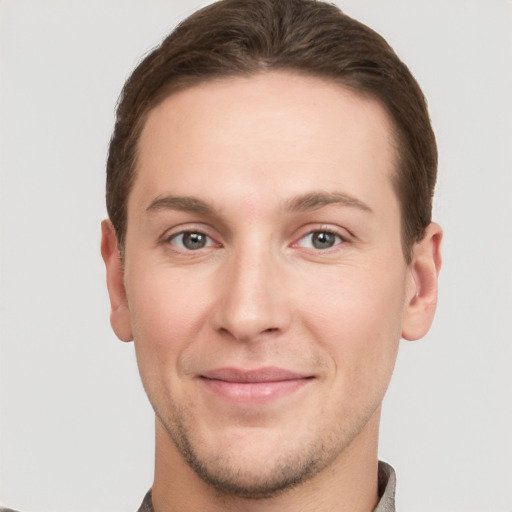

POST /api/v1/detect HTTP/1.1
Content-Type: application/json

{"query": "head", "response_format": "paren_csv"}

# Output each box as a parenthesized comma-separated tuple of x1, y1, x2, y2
(102, 0, 442, 505)
(106, 0, 437, 263)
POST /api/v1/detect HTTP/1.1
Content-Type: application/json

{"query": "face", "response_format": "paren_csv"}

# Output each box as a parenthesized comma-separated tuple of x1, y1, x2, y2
(103, 71, 439, 498)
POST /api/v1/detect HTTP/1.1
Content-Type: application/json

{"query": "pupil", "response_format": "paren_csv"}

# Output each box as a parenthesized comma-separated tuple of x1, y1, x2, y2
(312, 232, 335, 249)
(183, 232, 206, 250)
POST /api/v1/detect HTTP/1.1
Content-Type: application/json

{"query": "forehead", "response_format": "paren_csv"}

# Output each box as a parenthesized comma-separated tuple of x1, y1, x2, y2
(131, 71, 397, 215)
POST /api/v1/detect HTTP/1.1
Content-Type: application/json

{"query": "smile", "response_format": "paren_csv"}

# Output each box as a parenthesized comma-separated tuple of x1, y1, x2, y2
(199, 367, 314, 405)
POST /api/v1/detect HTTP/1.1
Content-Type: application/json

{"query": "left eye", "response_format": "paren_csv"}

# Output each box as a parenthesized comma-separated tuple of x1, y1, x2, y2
(298, 231, 342, 250)
(169, 231, 213, 251)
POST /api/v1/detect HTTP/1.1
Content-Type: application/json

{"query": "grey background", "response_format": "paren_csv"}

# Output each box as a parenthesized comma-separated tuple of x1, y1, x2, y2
(1, 1, 511, 511)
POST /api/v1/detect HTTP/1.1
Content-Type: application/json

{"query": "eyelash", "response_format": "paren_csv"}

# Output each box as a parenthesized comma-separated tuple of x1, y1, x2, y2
(166, 230, 218, 251)
(295, 228, 345, 251)
(164, 227, 347, 253)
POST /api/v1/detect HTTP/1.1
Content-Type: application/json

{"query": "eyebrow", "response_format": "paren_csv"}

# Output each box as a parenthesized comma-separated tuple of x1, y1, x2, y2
(145, 191, 373, 216)
(146, 195, 215, 215)
(284, 191, 373, 214)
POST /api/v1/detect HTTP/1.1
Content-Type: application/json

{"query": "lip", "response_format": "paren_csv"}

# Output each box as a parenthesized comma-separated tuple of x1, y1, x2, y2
(199, 367, 314, 405)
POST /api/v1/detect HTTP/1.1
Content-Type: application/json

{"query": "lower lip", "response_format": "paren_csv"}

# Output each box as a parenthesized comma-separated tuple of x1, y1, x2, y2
(200, 377, 312, 406)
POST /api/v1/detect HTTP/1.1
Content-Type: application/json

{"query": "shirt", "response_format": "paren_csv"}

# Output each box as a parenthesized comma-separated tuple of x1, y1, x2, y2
(137, 460, 396, 512)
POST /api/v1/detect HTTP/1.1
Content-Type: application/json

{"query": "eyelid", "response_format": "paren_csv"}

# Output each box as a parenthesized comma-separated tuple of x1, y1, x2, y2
(169, 231, 214, 249)
(292, 225, 350, 250)
(161, 224, 222, 251)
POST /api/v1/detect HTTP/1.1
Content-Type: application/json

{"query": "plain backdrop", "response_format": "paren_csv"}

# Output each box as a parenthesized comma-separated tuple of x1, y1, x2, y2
(1, 1, 511, 511)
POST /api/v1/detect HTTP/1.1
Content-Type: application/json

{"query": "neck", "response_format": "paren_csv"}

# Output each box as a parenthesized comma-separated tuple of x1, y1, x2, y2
(151, 410, 381, 512)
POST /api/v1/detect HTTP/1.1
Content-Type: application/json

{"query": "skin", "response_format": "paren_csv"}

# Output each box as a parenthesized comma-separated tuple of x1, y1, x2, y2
(102, 71, 442, 512)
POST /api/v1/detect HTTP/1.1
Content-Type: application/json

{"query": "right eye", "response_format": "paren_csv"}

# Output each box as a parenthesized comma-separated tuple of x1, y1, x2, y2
(297, 230, 343, 250)
(168, 231, 214, 251)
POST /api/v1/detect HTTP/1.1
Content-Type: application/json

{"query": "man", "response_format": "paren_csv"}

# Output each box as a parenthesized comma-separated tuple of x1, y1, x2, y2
(100, 0, 442, 510)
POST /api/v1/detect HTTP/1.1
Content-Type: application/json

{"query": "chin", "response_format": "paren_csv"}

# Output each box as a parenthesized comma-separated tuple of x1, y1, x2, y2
(161, 410, 349, 499)
(176, 436, 326, 499)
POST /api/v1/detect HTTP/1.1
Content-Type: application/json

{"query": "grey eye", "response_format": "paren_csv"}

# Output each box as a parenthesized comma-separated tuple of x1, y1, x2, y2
(171, 231, 211, 250)
(311, 231, 337, 249)
(298, 231, 342, 250)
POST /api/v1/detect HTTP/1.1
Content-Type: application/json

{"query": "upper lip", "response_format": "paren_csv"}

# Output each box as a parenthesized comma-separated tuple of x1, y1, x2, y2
(200, 367, 311, 383)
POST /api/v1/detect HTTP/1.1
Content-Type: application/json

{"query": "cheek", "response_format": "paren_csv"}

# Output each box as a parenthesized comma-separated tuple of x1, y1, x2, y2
(301, 263, 406, 386)
(126, 266, 211, 378)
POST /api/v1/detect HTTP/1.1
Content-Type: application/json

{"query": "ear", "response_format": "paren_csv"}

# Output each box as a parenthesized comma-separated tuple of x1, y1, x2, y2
(402, 222, 443, 341)
(101, 219, 133, 342)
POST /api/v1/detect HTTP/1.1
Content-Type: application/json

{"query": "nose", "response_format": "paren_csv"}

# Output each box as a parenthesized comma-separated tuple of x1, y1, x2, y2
(213, 246, 292, 343)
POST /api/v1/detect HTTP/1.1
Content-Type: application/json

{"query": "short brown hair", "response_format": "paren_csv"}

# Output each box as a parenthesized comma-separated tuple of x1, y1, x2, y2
(107, 0, 437, 261)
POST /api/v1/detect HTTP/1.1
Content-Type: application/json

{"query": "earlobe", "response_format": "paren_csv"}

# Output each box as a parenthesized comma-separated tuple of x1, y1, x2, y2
(100, 219, 133, 342)
(401, 222, 443, 341)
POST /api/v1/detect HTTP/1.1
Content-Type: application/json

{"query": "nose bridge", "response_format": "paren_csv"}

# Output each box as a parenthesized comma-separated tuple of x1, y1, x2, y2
(214, 237, 290, 341)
